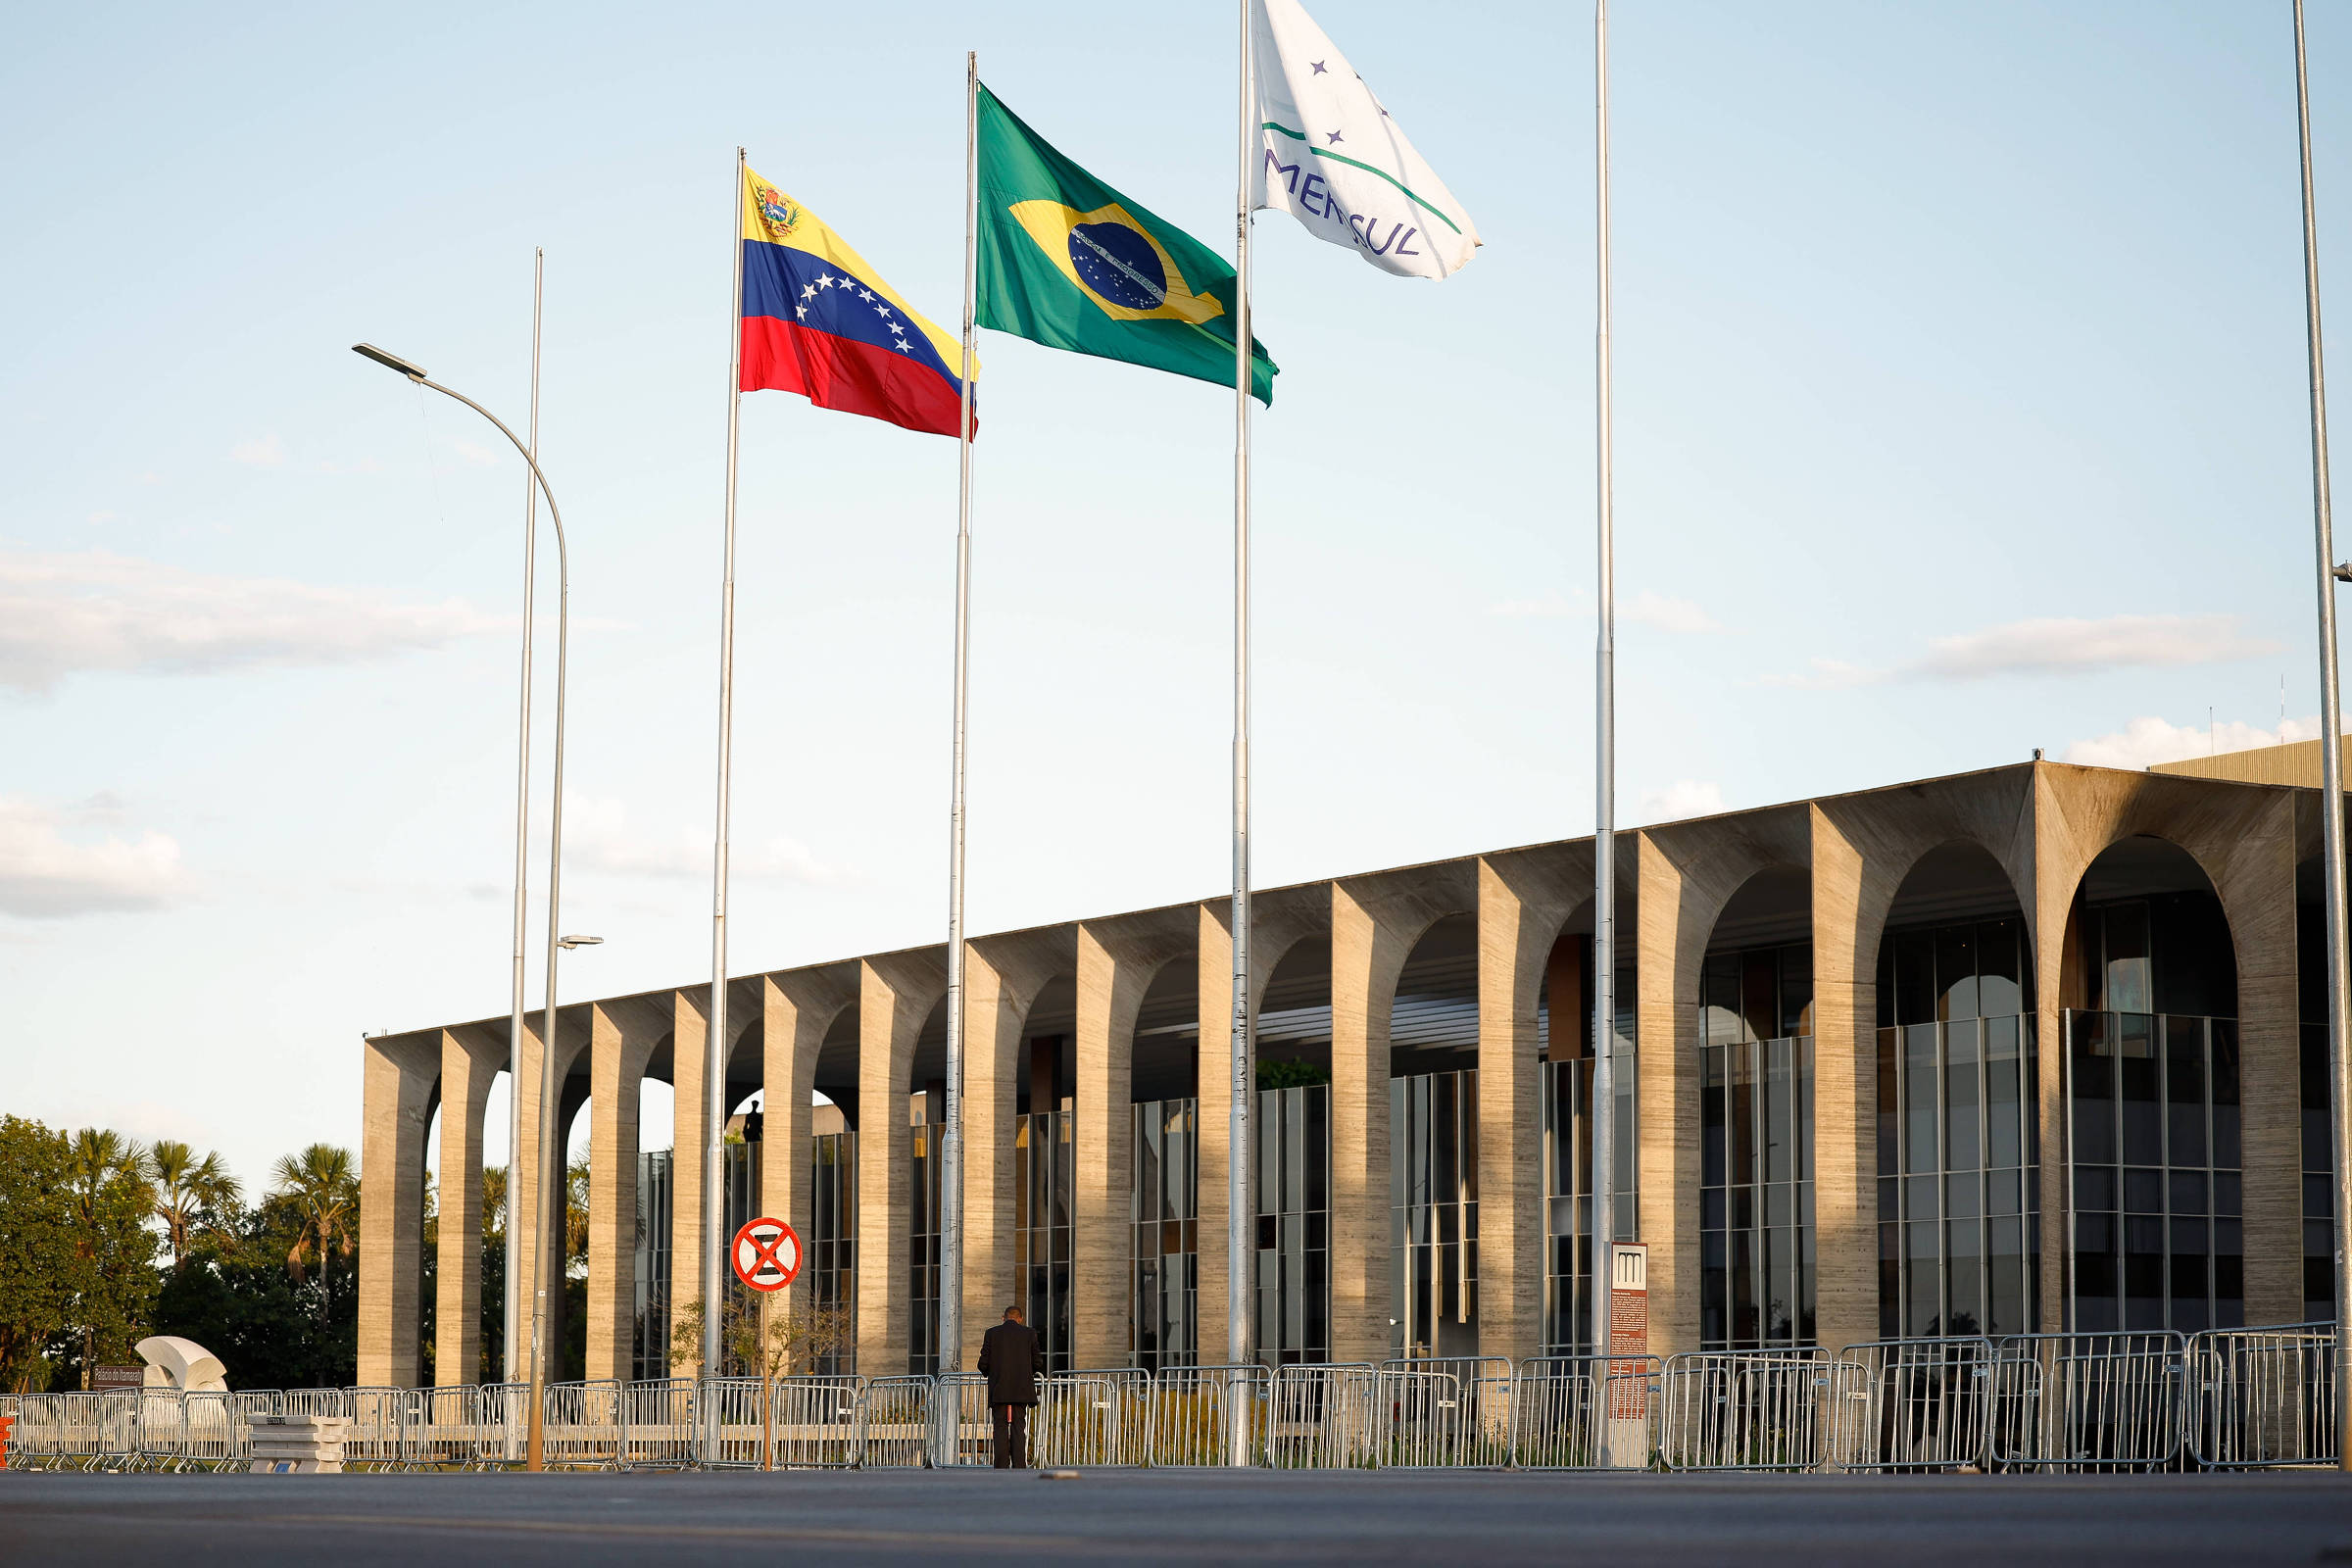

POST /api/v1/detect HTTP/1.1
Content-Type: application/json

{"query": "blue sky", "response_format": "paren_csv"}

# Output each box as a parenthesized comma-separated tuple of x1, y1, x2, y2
(5, 0, 2349, 1191)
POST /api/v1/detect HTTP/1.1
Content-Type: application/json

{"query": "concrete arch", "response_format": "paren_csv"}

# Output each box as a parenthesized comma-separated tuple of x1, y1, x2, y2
(1071, 906, 1195, 1367)
(1195, 882, 1332, 1363)
(758, 963, 858, 1308)
(856, 949, 949, 1373)
(2032, 766, 2300, 1325)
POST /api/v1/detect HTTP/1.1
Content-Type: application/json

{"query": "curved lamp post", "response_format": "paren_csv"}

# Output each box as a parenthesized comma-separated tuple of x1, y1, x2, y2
(353, 342, 572, 1472)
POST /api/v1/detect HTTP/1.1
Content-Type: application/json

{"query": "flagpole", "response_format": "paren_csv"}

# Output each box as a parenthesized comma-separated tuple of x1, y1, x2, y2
(1228, 0, 1258, 1434)
(504, 246, 542, 1385)
(705, 145, 746, 1435)
(2290, 0, 2352, 1475)
(940, 49, 981, 1378)
(1590, 0, 1618, 1380)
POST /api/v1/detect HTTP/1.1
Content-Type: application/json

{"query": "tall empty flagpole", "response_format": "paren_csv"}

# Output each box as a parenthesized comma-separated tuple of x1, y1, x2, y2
(1590, 0, 1618, 1375)
(1228, 0, 1258, 1449)
(706, 146, 747, 1416)
(2290, 0, 2352, 1474)
(940, 50, 982, 1376)
(504, 247, 542, 1383)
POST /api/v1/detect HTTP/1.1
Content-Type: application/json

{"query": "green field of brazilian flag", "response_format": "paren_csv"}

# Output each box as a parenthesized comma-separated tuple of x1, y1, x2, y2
(975, 85, 1278, 406)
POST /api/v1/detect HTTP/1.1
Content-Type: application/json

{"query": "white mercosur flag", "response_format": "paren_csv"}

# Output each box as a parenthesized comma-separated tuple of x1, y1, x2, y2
(1250, 0, 1480, 279)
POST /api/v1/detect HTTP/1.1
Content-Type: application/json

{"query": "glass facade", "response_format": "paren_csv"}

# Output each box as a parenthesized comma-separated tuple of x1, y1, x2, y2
(1256, 1082, 1331, 1366)
(908, 1101, 943, 1374)
(1015, 1106, 1075, 1372)
(1132, 1097, 1198, 1370)
(632, 1149, 672, 1381)
(2064, 894, 2242, 1333)
(1391, 1069, 1478, 1359)
(2066, 1010, 2241, 1331)
(809, 1127, 856, 1374)
(1877, 916, 2039, 1339)
(1699, 944, 1815, 1349)
(2304, 1025, 2335, 1323)
(1538, 937, 1637, 1356)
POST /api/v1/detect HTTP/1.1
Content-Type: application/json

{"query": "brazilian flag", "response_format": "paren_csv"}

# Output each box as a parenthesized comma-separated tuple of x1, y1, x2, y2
(978, 84, 1277, 405)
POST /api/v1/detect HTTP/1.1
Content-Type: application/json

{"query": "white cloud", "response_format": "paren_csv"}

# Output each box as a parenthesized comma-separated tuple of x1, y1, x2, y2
(0, 549, 504, 694)
(228, 433, 287, 468)
(1758, 612, 2278, 689)
(2063, 713, 2324, 770)
(1625, 590, 1722, 634)
(1911, 613, 2278, 680)
(0, 796, 187, 917)
(1641, 779, 1728, 821)
(565, 796, 853, 887)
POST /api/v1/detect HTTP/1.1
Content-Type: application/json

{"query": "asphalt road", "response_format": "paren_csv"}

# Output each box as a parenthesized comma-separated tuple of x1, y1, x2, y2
(5, 1467, 2351, 1566)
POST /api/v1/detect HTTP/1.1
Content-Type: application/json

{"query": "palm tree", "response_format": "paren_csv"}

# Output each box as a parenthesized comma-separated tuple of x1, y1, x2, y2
(69, 1129, 149, 1228)
(147, 1141, 243, 1268)
(270, 1143, 359, 1286)
(67, 1129, 151, 1387)
(564, 1156, 590, 1279)
(480, 1164, 508, 1244)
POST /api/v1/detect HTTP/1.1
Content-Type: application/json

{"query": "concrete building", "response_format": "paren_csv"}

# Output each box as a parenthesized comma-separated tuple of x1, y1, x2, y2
(357, 750, 2344, 1388)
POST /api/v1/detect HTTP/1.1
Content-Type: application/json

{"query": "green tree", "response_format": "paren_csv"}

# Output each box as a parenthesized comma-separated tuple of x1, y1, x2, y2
(0, 1117, 84, 1393)
(146, 1140, 243, 1269)
(270, 1143, 359, 1286)
(60, 1127, 159, 1387)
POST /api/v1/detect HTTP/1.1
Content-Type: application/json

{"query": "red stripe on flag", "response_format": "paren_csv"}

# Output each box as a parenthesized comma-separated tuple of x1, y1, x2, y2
(741, 317, 969, 439)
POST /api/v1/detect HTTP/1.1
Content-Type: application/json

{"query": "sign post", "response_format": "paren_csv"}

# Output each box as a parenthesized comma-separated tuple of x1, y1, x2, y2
(730, 1216, 801, 1471)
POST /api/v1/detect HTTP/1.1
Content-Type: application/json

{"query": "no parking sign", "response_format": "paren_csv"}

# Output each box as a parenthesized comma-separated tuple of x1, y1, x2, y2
(731, 1215, 802, 1293)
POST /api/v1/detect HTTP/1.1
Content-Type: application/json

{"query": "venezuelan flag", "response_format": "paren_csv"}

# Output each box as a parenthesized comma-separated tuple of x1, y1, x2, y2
(740, 166, 971, 438)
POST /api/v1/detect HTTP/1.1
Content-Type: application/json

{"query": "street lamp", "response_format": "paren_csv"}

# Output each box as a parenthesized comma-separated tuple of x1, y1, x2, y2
(353, 340, 574, 1473)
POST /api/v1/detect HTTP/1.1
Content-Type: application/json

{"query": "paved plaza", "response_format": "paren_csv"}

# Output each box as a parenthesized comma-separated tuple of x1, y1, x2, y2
(5, 1468, 2351, 1566)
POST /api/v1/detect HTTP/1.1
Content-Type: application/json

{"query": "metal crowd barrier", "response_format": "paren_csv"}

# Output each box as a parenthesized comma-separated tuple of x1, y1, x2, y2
(1376, 1357, 1513, 1468)
(16, 1327, 2330, 1476)
(1835, 1338, 1994, 1472)
(1265, 1363, 1381, 1469)
(540, 1379, 624, 1469)
(1147, 1364, 1270, 1466)
(1032, 1368, 1152, 1468)
(1659, 1348, 1856, 1471)
(1989, 1332, 2185, 1471)
(928, 1373, 995, 1467)
(856, 1375, 938, 1468)
(2187, 1323, 2338, 1470)
(1508, 1355, 1658, 1469)
(618, 1378, 701, 1470)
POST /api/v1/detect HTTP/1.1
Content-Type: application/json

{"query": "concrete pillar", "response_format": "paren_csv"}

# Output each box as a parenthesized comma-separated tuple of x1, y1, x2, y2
(358, 1030, 438, 1388)
(1809, 806, 1876, 1355)
(760, 967, 858, 1299)
(1195, 890, 1327, 1365)
(586, 999, 663, 1382)
(510, 1005, 593, 1384)
(1475, 851, 1584, 1365)
(664, 989, 710, 1374)
(1330, 869, 1468, 1364)
(858, 951, 947, 1375)
(1072, 911, 1193, 1368)
(434, 1025, 505, 1387)
(957, 931, 1068, 1370)
(1631, 831, 1698, 1356)
(2213, 791, 2303, 1325)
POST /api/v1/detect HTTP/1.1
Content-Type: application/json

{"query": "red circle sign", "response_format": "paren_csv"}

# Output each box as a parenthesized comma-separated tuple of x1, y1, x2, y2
(731, 1216, 802, 1293)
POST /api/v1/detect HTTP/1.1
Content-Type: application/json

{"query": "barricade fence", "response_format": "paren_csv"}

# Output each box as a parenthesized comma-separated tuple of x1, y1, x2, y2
(4, 1326, 2333, 1473)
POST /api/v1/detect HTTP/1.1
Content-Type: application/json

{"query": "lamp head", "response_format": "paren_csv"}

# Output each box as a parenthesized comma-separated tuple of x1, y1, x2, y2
(557, 934, 604, 950)
(352, 342, 427, 382)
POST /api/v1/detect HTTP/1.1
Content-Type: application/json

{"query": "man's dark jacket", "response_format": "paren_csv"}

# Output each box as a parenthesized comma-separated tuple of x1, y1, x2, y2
(977, 1318, 1044, 1405)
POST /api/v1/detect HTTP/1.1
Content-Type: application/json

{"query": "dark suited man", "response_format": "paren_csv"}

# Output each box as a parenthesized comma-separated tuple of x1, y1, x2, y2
(976, 1304, 1044, 1469)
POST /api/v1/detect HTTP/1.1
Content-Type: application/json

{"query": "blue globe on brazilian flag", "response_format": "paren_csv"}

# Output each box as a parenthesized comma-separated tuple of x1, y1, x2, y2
(978, 85, 1277, 404)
